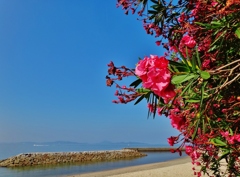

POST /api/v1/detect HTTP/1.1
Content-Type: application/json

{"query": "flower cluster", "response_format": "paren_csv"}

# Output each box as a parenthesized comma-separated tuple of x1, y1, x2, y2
(135, 55, 176, 101)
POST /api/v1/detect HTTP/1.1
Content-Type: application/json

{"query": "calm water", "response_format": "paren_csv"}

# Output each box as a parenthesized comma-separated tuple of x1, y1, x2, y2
(0, 142, 186, 177)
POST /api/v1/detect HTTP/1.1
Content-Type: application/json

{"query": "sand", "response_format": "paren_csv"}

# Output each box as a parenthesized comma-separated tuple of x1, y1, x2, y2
(67, 156, 209, 177)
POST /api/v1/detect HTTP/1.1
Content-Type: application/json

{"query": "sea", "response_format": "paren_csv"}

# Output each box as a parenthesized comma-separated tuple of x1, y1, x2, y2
(0, 142, 186, 177)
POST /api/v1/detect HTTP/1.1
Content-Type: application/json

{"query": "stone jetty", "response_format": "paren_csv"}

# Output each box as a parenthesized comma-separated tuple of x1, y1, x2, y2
(0, 149, 146, 167)
(123, 147, 185, 152)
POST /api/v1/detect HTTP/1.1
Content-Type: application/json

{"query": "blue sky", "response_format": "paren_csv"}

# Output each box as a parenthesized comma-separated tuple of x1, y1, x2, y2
(0, 0, 179, 144)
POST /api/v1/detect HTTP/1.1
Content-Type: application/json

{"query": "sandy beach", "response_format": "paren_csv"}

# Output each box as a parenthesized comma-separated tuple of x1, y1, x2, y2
(67, 156, 208, 177)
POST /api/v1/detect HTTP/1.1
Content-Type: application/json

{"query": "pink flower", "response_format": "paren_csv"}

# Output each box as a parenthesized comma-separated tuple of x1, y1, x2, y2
(178, 13, 187, 23)
(221, 131, 229, 137)
(202, 59, 211, 69)
(169, 113, 185, 130)
(211, 1, 218, 7)
(170, 46, 178, 53)
(147, 103, 154, 113)
(221, 109, 227, 113)
(167, 136, 178, 146)
(135, 55, 176, 99)
(185, 145, 193, 155)
(234, 134, 240, 142)
(155, 41, 161, 46)
(135, 57, 150, 82)
(159, 84, 176, 99)
(185, 146, 200, 161)
(169, 109, 185, 130)
(180, 35, 196, 48)
(157, 107, 163, 115)
(179, 35, 196, 57)
(225, 134, 240, 144)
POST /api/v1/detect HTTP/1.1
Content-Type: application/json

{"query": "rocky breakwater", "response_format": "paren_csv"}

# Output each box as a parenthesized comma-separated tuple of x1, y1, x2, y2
(0, 149, 146, 167)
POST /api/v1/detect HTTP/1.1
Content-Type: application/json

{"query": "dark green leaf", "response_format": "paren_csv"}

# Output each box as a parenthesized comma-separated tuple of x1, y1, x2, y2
(211, 30, 227, 47)
(134, 94, 145, 105)
(194, 22, 211, 29)
(192, 119, 200, 140)
(130, 78, 142, 88)
(169, 60, 190, 72)
(200, 81, 208, 108)
(145, 91, 151, 102)
(148, 10, 157, 14)
(218, 149, 230, 161)
(150, 0, 159, 3)
(195, 48, 201, 68)
(174, 45, 191, 71)
(191, 55, 197, 72)
(151, 5, 161, 10)
(153, 95, 158, 119)
(149, 14, 156, 20)
(169, 60, 186, 67)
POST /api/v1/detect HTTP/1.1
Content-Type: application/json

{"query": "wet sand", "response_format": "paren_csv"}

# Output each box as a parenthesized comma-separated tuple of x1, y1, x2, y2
(67, 156, 208, 177)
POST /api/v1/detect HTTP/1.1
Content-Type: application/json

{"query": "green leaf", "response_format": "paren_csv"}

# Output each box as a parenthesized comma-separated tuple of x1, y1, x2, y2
(235, 28, 240, 39)
(192, 119, 200, 140)
(176, 66, 190, 72)
(218, 148, 230, 161)
(211, 21, 222, 26)
(191, 55, 197, 72)
(200, 81, 208, 108)
(210, 138, 227, 147)
(136, 88, 150, 93)
(202, 118, 205, 134)
(130, 78, 142, 88)
(200, 71, 210, 80)
(208, 44, 218, 52)
(185, 99, 200, 103)
(169, 60, 190, 72)
(179, 78, 196, 96)
(211, 30, 227, 47)
(174, 45, 191, 71)
(195, 48, 201, 68)
(194, 22, 211, 28)
(171, 74, 196, 85)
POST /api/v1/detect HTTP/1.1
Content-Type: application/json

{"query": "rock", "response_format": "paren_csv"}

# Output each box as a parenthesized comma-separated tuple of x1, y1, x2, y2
(0, 150, 146, 167)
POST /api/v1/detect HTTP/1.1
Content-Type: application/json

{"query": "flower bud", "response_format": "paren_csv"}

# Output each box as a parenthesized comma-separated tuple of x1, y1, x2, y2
(237, 96, 240, 101)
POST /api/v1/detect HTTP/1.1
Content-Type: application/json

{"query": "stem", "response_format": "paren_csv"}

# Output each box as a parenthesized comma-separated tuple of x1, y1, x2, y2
(215, 59, 240, 71)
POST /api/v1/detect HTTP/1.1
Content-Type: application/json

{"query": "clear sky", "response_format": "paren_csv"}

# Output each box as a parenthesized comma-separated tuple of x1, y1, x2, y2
(0, 0, 179, 144)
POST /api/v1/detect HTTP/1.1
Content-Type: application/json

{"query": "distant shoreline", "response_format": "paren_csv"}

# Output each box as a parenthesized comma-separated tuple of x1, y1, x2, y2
(123, 147, 185, 152)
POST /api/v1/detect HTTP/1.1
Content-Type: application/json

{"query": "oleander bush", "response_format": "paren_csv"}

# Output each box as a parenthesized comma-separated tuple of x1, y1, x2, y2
(106, 0, 240, 176)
